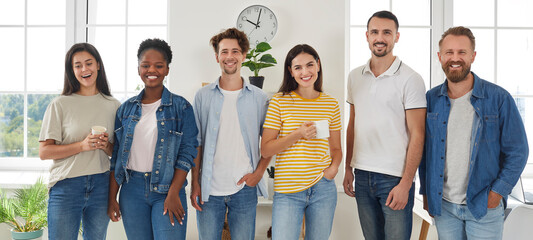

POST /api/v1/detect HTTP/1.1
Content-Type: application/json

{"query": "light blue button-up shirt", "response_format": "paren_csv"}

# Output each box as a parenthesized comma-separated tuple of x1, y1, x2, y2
(193, 78, 269, 202)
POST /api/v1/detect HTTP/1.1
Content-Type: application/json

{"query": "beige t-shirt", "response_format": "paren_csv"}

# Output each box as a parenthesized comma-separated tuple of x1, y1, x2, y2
(39, 93, 121, 188)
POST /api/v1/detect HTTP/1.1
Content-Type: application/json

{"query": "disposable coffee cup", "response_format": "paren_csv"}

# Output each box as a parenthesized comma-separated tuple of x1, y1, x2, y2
(91, 126, 107, 135)
(314, 120, 329, 139)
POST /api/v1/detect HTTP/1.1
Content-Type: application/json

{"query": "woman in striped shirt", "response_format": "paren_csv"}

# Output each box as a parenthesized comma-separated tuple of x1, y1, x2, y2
(261, 44, 342, 240)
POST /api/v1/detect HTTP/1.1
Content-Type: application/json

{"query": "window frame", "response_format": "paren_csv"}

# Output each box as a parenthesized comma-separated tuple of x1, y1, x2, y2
(0, 0, 168, 172)
(446, 0, 533, 181)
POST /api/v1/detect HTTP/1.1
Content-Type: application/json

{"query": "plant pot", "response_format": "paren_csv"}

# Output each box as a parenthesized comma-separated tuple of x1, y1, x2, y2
(11, 229, 43, 240)
(249, 76, 265, 89)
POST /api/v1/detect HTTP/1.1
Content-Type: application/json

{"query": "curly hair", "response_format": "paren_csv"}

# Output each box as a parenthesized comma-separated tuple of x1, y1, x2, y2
(210, 28, 249, 54)
(137, 38, 173, 65)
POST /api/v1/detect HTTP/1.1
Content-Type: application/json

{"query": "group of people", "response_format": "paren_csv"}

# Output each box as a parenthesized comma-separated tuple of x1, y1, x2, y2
(37, 9, 528, 240)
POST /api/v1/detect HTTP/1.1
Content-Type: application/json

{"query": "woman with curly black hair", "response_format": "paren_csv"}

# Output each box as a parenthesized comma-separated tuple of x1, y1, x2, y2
(108, 38, 198, 239)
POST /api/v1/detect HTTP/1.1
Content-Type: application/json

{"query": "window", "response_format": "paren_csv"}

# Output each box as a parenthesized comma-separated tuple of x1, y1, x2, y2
(349, 0, 533, 191)
(452, 0, 533, 191)
(349, 0, 433, 89)
(0, 0, 168, 174)
(87, 0, 168, 101)
(0, 0, 67, 172)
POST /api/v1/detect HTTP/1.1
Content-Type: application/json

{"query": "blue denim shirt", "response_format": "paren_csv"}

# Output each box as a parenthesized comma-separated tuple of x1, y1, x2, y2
(111, 87, 198, 193)
(419, 72, 529, 219)
(193, 78, 269, 202)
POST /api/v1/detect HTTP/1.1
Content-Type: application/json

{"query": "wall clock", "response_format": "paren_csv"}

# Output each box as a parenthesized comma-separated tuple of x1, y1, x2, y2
(236, 5, 278, 46)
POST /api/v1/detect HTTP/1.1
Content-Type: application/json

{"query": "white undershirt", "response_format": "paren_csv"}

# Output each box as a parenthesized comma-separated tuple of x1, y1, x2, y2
(127, 99, 161, 172)
(210, 88, 253, 196)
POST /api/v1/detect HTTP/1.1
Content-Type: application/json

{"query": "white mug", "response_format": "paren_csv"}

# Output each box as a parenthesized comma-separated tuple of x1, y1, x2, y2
(314, 120, 329, 139)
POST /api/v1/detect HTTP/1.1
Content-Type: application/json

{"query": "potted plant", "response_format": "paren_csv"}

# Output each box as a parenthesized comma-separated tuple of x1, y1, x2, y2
(0, 179, 48, 240)
(242, 42, 277, 89)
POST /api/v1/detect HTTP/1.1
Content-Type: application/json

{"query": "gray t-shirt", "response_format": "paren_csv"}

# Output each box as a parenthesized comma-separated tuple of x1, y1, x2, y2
(39, 93, 120, 188)
(443, 90, 474, 204)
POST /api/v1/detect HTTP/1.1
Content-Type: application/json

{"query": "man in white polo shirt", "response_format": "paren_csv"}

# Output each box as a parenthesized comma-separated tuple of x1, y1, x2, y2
(343, 10, 427, 240)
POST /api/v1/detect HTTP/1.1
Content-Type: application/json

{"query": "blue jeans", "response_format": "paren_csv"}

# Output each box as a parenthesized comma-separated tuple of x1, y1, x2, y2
(434, 199, 504, 240)
(272, 177, 337, 240)
(196, 185, 258, 240)
(48, 172, 110, 240)
(119, 170, 187, 240)
(353, 169, 414, 240)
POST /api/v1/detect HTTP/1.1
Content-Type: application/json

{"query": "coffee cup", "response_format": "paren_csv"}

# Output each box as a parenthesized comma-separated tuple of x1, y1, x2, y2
(314, 120, 329, 139)
(91, 126, 107, 135)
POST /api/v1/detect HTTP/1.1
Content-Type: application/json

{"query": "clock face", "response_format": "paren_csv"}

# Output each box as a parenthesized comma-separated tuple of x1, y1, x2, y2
(236, 5, 278, 46)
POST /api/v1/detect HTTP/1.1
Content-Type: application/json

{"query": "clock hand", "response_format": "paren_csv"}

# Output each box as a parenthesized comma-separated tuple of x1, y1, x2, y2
(246, 19, 258, 27)
(256, 9, 262, 29)
(248, 27, 256, 37)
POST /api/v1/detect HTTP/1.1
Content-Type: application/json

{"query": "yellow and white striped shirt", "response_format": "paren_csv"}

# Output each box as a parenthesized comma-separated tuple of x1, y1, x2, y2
(264, 91, 341, 193)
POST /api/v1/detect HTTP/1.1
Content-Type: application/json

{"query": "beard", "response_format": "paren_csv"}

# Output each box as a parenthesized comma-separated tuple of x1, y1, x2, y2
(371, 42, 391, 57)
(223, 67, 237, 75)
(222, 61, 238, 75)
(442, 61, 471, 83)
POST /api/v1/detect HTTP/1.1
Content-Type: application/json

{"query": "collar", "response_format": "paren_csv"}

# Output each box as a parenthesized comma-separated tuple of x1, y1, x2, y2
(210, 77, 251, 92)
(438, 72, 485, 99)
(130, 86, 172, 106)
(362, 56, 402, 77)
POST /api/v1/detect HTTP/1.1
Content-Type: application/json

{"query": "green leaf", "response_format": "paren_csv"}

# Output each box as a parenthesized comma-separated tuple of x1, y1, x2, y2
(240, 41, 276, 76)
(259, 54, 277, 64)
(246, 52, 254, 59)
(255, 42, 272, 53)
(0, 179, 48, 232)
(248, 63, 258, 72)
(256, 63, 275, 69)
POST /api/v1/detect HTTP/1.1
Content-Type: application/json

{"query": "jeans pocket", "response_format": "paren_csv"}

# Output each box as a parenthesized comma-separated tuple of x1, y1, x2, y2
(488, 199, 503, 210)
(323, 176, 334, 182)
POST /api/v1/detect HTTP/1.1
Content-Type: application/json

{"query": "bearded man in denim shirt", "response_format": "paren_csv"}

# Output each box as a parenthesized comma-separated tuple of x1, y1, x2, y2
(420, 26, 529, 240)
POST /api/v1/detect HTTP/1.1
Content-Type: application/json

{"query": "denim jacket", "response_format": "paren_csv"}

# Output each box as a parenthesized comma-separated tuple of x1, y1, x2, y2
(111, 87, 198, 193)
(419, 72, 528, 220)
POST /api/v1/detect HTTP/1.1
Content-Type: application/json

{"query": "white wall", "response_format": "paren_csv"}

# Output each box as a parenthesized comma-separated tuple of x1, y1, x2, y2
(167, 0, 346, 106)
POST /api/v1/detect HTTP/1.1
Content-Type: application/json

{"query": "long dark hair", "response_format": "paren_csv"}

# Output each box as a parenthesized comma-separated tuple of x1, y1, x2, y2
(278, 44, 323, 94)
(62, 43, 111, 96)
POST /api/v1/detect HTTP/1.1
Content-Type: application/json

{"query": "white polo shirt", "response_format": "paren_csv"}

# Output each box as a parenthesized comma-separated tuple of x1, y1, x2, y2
(347, 57, 426, 177)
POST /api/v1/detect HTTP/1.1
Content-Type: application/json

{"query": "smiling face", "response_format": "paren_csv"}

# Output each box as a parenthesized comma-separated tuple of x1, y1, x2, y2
(138, 49, 169, 89)
(72, 51, 100, 91)
(289, 53, 320, 90)
(366, 17, 399, 58)
(216, 38, 245, 75)
(438, 34, 476, 83)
